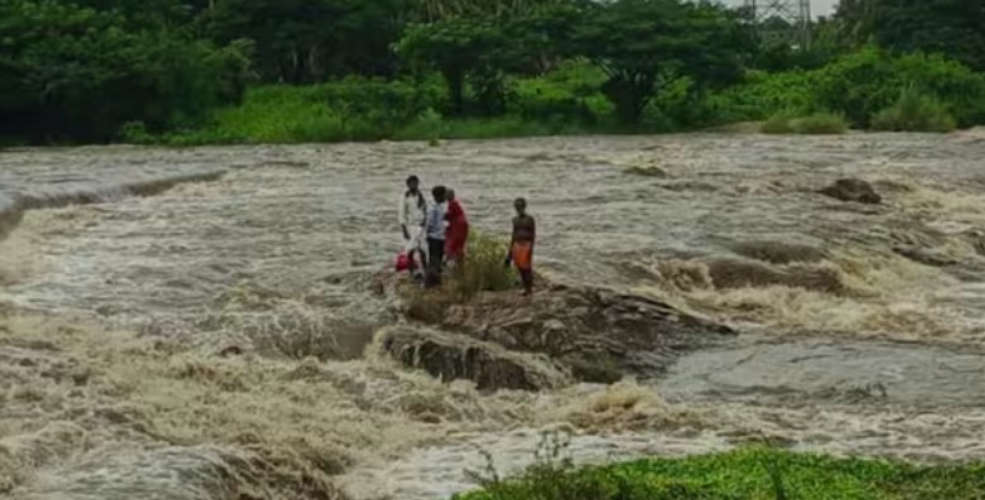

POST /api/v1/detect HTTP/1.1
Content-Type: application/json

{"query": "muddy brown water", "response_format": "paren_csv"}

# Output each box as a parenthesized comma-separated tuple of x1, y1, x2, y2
(2, 130, 985, 499)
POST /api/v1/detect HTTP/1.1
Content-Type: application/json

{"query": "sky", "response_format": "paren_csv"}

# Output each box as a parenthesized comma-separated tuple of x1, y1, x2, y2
(722, 0, 838, 18)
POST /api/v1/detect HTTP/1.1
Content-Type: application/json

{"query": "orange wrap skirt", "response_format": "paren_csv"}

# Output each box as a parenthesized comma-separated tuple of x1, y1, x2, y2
(511, 241, 533, 271)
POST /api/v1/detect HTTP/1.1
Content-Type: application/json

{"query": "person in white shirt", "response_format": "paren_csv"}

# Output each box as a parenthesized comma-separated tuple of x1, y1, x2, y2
(399, 175, 428, 279)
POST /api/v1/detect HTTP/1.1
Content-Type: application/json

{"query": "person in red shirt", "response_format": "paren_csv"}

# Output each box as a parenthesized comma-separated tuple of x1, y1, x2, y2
(444, 188, 469, 267)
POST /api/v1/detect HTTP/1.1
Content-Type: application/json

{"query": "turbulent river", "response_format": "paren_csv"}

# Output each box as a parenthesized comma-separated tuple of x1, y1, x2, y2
(2, 130, 985, 499)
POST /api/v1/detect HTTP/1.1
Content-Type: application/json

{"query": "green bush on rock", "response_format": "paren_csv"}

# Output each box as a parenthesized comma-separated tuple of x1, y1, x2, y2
(871, 86, 957, 133)
(451, 232, 517, 300)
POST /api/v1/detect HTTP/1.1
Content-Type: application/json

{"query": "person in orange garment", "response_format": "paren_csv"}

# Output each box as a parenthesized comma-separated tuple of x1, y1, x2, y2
(444, 188, 469, 267)
(504, 197, 535, 295)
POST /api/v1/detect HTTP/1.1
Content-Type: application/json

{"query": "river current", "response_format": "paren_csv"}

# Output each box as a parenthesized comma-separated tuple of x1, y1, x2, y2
(2, 130, 985, 499)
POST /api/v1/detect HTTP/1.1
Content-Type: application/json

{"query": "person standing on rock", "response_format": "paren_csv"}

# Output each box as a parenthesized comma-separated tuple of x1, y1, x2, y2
(399, 175, 428, 280)
(505, 197, 535, 296)
(444, 188, 469, 268)
(424, 185, 448, 288)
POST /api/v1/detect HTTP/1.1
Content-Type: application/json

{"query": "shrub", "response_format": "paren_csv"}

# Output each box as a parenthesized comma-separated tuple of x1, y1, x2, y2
(761, 111, 847, 135)
(792, 111, 848, 134)
(451, 231, 517, 300)
(720, 48, 985, 129)
(870, 86, 957, 133)
(510, 60, 609, 125)
(710, 70, 816, 123)
(392, 108, 446, 142)
(812, 47, 985, 128)
(119, 121, 154, 145)
(761, 110, 797, 134)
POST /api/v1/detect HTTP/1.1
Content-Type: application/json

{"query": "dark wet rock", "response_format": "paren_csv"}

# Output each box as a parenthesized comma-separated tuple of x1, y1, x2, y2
(624, 166, 668, 178)
(380, 326, 571, 391)
(818, 178, 882, 204)
(892, 246, 958, 267)
(385, 276, 734, 389)
(731, 240, 828, 265)
(263, 160, 310, 169)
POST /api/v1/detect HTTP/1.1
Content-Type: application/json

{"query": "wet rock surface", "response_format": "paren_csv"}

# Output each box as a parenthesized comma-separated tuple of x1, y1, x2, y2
(380, 326, 571, 391)
(385, 276, 734, 388)
(819, 178, 882, 204)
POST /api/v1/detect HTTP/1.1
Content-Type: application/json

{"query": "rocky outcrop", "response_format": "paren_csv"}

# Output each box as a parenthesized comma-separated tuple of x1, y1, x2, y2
(819, 178, 882, 204)
(382, 277, 734, 389)
(380, 326, 571, 391)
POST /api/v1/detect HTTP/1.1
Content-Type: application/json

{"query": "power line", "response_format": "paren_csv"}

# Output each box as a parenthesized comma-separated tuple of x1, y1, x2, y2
(743, 0, 812, 49)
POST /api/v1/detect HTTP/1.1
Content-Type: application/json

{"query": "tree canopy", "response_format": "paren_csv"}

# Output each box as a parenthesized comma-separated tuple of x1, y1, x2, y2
(836, 0, 985, 72)
(1, 0, 983, 143)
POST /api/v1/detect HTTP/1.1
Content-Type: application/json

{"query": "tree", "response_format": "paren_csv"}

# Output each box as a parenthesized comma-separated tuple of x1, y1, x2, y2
(835, 0, 985, 72)
(202, 0, 416, 82)
(0, 0, 250, 142)
(570, 0, 751, 125)
(395, 18, 511, 115)
(414, 0, 569, 22)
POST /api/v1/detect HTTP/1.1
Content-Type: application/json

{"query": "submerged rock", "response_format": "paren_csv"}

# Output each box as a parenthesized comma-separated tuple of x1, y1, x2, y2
(731, 240, 828, 265)
(624, 165, 668, 178)
(819, 178, 882, 204)
(385, 277, 734, 389)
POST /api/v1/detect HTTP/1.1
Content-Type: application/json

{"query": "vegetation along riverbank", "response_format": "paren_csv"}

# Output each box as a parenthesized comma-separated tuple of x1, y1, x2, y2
(3, 0, 985, 146)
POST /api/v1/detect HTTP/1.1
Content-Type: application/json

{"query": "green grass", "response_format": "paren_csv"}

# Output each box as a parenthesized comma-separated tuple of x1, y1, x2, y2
(761, 110, 798, 134)
(870, 86, 957, 133)
(404, 231, 517, 322)
(761, 111, 848, 135)
(792, 111, 849, 134)
(454, 447, 985, 500)
(449, 231, 517, 300)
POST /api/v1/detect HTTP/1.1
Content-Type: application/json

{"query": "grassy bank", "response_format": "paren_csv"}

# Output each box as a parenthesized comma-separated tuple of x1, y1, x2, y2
(455, 447, 985, 500)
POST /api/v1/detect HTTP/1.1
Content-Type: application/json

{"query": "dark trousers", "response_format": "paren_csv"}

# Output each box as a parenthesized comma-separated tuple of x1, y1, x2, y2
(426, 237, 445, 287)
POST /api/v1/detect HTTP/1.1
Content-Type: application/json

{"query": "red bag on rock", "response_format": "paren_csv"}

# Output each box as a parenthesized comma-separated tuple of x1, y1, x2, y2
(395, 251, 415, 271)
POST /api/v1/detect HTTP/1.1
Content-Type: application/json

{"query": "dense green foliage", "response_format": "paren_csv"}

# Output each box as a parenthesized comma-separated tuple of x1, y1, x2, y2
(835, 0, 985, 72)
(871, 86, 957, 133)
(455, 447, 985, 500)
(450, 232, 517, 300)
(3, 0, 985, 144)
(567, 0, 750, 124)
(716, 48, 985, 129)
(0, 0, 250, 142)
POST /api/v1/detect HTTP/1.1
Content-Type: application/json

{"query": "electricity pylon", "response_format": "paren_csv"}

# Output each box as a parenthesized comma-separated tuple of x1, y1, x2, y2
(743, 0, 812, 49)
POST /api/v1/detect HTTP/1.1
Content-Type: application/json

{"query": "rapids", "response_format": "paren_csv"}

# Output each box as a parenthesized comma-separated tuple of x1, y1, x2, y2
(2, 130, 985, 499)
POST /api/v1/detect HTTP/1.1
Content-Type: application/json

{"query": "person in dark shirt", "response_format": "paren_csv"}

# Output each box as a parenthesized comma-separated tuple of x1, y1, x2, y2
(424, 185, 447, 287)
(505, 197, 535, 295)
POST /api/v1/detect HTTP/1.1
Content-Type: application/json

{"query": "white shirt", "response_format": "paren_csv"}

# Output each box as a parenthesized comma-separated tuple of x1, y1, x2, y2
(399, 191, 427, 229)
